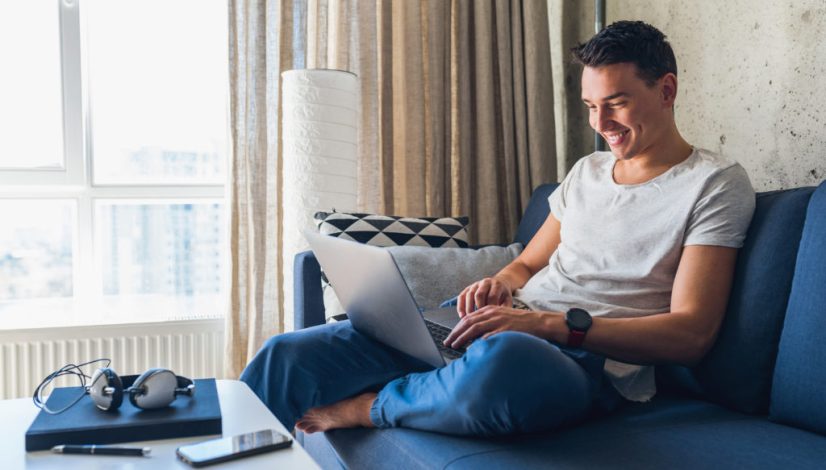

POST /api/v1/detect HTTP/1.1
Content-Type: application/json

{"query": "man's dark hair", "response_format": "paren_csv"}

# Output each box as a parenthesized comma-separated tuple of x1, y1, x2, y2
(571, 21, 677, 87)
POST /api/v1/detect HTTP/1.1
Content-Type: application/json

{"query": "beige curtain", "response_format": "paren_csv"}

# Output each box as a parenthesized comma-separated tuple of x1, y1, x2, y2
(354, 0, 557, 244)
(225, 0, 557, 377)
(224, 0, 297, 379)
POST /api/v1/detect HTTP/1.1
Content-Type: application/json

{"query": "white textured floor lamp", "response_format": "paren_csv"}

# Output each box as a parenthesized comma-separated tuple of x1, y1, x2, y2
(281, 69, 359, 331)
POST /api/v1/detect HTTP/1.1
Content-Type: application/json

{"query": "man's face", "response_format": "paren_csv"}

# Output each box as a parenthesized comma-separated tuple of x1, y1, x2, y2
(581, 63, 675, 161)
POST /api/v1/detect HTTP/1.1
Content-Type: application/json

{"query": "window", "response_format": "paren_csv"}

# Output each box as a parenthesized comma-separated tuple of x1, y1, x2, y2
(0, 0, 229, 328)
(0, 2, 65, 171)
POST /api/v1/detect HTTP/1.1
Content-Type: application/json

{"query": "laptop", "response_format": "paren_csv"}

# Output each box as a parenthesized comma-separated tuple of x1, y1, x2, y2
(304, 230, 466, 368)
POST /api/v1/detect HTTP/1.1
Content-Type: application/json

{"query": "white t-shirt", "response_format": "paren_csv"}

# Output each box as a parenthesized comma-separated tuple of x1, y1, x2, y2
(514, 148, 756, 402)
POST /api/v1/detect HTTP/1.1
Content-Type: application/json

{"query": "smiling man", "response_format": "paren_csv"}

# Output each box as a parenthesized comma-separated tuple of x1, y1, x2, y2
(241, 21, 755, 437)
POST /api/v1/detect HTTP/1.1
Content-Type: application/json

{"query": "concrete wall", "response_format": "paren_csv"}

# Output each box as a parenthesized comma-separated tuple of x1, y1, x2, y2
(555, 0, 826, 190)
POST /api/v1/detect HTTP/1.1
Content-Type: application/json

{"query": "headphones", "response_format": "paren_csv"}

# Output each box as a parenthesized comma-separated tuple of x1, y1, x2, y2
(33, 359, 196, 414)
(87, 367, 195, 411)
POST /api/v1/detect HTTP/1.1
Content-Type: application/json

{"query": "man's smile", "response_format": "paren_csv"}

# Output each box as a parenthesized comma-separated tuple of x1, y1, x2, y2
(603, 129, 630, 146)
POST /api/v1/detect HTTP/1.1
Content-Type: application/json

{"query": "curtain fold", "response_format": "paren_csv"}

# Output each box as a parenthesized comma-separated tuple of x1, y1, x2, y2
(226, 0, 557, 377)
(225, 0, 302, 379)
(364, 0, 556, 244)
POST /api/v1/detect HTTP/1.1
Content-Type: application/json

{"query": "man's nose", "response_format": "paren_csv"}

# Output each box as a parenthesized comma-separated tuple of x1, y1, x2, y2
(592, 107, 613, 132)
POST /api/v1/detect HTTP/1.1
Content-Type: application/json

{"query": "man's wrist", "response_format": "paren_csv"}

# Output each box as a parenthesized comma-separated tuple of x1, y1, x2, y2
(538, 312, 568, 343)
(564, 308, 593, 348)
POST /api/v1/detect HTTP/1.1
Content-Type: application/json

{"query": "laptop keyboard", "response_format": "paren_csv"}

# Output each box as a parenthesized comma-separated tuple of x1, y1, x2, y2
(424, 319, 466, 359)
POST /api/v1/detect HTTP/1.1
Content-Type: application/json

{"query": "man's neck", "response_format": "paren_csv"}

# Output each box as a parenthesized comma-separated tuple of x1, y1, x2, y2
(612, 129, 693, 185)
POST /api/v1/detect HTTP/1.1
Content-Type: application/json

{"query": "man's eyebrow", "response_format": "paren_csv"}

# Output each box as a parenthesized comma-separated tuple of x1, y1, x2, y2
(582, 92, 630, 104)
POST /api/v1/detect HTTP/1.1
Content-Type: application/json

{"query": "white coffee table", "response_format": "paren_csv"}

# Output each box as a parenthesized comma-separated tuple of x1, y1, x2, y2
(0, 380, 320, 470)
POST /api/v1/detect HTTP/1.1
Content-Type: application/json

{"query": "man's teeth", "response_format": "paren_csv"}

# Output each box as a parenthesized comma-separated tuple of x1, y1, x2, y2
(605, 130, 628, 144)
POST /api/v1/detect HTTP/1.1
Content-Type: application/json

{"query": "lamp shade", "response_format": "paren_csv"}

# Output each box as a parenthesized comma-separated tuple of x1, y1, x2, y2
(281, 69, 359, 330)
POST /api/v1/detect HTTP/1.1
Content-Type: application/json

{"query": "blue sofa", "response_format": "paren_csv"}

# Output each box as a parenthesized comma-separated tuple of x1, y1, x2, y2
(292, 180, 826, 469)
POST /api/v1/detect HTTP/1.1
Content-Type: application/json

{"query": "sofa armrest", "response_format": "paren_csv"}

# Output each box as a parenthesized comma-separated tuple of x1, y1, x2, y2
(294, 250, 326, 330)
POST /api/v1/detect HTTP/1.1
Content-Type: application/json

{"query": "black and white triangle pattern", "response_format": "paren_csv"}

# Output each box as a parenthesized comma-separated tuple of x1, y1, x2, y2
(313, 211, 470, 248)
(313, 211, 470, 309)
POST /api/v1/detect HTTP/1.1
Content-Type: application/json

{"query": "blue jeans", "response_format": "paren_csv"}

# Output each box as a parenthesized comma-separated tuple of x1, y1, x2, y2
(240, 320, 623, 437)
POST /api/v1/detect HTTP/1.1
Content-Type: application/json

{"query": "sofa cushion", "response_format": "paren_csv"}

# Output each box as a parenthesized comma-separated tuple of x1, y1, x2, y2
(387, 243, 523, 310)
(308, 396, 826, 469)
(314, 211, 471, 318)
(658, 187, 815, 414)
(314, 211, 470, 247)
(770, 181, 826, 434)
(514, 183, 559, 246)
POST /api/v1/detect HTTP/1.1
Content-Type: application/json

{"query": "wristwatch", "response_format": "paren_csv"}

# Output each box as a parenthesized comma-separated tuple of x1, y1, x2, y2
(565, 308, 592, 348)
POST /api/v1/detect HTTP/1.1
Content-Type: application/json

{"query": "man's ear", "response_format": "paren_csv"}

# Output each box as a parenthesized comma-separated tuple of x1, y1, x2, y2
(661, 73, 678, 108)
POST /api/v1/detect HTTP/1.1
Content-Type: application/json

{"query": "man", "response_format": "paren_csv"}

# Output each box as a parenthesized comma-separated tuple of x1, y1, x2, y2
(240, 21, 755, 436)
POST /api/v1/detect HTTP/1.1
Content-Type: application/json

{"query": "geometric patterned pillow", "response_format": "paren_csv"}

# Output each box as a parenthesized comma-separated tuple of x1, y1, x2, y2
(313, 211, 470, 320)
(313, 211, 470, 248)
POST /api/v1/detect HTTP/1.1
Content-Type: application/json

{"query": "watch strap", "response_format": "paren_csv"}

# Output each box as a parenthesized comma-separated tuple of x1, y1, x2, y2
(567, 329, 587, 348)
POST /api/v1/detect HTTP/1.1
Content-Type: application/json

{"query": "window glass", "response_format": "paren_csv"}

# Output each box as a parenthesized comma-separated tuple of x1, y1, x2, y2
(0, 2, 65, 170)
(97, 201, 224, 303)
(86, 0, 228, 184)
(0, 200, 74, 302)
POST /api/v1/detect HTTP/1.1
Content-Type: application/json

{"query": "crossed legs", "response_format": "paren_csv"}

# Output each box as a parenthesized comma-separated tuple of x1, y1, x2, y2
(241, 320, 616, 437)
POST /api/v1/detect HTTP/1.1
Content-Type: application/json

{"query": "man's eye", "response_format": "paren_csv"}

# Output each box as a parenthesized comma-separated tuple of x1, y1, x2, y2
(609, 102, 627, 108)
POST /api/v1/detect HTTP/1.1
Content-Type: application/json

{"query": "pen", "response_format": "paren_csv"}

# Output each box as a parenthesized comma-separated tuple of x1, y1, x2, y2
(51, 445, 151, 456)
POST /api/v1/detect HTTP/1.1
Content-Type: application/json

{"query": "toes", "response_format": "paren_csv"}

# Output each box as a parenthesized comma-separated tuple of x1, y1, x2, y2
(295, 418, 312, 432)
(300, 421, 320, 434)
(305, 425, 320, 434)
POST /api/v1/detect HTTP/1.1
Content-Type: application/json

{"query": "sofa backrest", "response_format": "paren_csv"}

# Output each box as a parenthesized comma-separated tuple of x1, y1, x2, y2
(657, 187, 816, 414)
(514, 183, 559, 246)
(770, 181, 826, 434)
(519, 182, 821, 415)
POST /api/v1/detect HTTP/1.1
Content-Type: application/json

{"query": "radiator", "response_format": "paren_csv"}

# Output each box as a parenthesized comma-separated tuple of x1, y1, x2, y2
(0, 319, 225, 400)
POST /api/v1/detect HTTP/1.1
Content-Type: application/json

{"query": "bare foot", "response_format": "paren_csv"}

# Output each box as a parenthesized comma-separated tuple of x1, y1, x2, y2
(295, 392, 377, 434)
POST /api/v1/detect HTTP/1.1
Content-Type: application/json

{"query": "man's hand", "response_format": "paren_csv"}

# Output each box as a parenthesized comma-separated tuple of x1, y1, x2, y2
(456, 277, 513, 318)
(444, 305, 558, 349)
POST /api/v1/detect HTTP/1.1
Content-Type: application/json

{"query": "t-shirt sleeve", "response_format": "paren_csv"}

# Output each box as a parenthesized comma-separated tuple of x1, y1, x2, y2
(684, 164, 756, 248)
(548, 159, 582, 222)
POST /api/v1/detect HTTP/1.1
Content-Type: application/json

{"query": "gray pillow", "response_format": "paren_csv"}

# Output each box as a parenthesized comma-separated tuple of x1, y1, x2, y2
(323, 243, 523, 320)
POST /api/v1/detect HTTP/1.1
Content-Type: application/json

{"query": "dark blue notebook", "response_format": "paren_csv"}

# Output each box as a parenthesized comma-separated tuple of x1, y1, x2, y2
(25, 378, 222, 451)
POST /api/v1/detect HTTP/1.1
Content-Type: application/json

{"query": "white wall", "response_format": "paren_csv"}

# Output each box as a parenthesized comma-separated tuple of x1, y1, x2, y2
(555, 0, 826, 190)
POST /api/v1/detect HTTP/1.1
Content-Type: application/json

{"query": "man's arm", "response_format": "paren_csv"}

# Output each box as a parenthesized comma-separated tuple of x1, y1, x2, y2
(447, 244, 738, 367)
(570, 245, 737, 365)
(457, 214, 562, 316)
(494, 213, 562, 289)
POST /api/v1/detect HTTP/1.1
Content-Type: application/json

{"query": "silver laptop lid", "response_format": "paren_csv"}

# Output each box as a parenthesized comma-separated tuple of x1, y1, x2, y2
(303, 230, 445, 368)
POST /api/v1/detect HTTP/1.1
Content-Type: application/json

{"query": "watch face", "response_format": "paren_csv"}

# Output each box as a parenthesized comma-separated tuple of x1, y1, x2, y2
(566, 308, 592, 331)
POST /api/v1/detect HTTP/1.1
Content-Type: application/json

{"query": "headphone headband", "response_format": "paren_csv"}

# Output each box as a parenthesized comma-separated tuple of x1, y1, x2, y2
(119, 372, 194, 390)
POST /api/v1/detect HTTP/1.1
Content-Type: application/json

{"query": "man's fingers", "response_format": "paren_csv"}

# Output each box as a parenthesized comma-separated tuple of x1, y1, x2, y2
(457, 278, 505, 318)
(456, 288, 467, 317)
(444, 318, 466, 346)
(498, 290, 513, 306)
(450, 318, 498, 349)
(444, 311, 482, 345)
(465, 286, 476, 315)
(445, 310, 495, 348)
(473, 280, 492, 311)
(489, 286, 511, 307)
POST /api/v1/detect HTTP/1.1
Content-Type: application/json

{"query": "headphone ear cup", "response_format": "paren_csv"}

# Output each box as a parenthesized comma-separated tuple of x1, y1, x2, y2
(127, 369, 155, 409)
(107, 370, 124, 410)
(128, 368, 177, 409)
(89, 368, 123, 411)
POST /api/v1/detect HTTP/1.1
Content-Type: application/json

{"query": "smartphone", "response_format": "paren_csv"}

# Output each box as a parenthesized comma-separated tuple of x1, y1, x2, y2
(176, 429, 293, 467)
